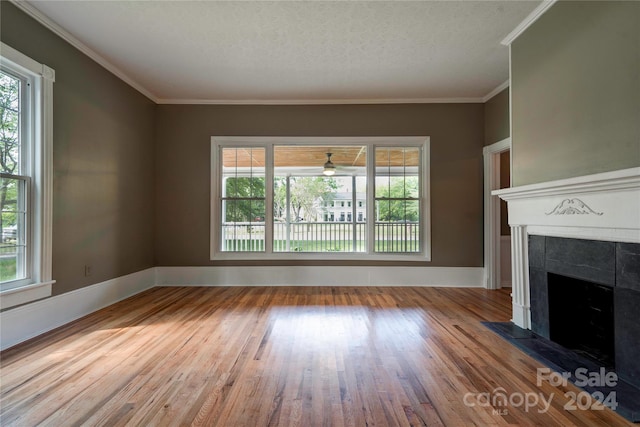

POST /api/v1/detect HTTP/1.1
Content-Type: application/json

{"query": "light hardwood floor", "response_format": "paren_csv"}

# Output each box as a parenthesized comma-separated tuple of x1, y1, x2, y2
(0, 286, 633, 426)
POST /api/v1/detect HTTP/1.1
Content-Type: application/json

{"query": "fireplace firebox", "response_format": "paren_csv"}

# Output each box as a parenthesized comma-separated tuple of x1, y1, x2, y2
(548, 273, 615, 367)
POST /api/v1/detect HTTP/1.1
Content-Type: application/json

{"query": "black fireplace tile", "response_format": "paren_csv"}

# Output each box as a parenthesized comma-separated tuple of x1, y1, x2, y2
(484, 322, 640, 422)
(545, 237, 615, 287)
(529, 268, 549, 339)
(617, 242, 640, 292)
(528, 235, 545, 269)
(615, 288, 640, 390)
(482, 321, 537, 339)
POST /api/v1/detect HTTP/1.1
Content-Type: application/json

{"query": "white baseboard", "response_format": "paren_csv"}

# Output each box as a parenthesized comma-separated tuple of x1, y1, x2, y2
(155, 266, 484, 288)
(0, 268, 155, 351)
(1, 265, 485, 351)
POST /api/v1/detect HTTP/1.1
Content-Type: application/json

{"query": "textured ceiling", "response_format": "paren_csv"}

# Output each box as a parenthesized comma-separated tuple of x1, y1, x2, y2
(26, 1, 541, 103)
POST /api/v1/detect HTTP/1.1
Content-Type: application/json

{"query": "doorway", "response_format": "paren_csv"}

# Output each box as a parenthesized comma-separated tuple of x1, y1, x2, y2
(483, 138, 511, 289)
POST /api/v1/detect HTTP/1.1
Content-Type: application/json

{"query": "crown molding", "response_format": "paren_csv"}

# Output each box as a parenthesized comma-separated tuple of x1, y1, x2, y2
(156, 97, 486, 105)
(482, 80, 509, 103)
(10, 0, 159, 103)
(501, 0, 558, 46)
(12, 0, 509, 106)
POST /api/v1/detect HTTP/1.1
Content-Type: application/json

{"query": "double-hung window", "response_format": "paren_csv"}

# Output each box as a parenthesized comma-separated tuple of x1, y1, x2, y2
(211, 137, 430, 261)
(220, 147, 266, 251)
(0, 43, 55, 309)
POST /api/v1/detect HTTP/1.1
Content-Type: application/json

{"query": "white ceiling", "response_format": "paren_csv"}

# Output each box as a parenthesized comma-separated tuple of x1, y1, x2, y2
(24, 0, 542, 104)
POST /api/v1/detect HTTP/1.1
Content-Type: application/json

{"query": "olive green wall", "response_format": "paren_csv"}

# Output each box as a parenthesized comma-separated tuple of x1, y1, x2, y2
(484, 88, 510, 146)
(483, 88, 511, 235)
(511, 1, 640, 186)
(155, 104, 485, 267)
(2, 2, 494, 284)
(1, 2, 156, 295)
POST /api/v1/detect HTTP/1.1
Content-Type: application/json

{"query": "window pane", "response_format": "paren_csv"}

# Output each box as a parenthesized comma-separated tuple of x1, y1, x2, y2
(375, 146, 421, 253)
(376, 176, 419, 199)
(221, 200, 265, 252)
(375, 199, 419, 224)
(225, 177, 265, 198)
(375, 200, 420, 253)
(220, 147, 265, 252)
(375, 147, 420, 167)
(228, 199, 264, 223)
(273, 146, 367, 253)
(0, 71, 21, 175)
(1, 177, 27, 282)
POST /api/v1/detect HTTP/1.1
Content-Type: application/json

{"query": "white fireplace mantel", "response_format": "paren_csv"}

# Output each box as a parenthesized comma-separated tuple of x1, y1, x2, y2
(493, 167, 640, 329)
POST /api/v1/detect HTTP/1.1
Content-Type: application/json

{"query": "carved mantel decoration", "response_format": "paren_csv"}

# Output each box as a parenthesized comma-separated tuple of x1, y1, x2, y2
(546, 198, 603, 216)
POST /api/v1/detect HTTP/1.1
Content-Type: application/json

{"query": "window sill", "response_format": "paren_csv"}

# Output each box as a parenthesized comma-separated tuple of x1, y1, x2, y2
(210, 252, 431, 262)
(0, 281, 54, 310)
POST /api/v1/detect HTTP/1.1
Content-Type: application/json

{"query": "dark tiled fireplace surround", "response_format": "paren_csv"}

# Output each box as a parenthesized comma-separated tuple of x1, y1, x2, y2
(528, 236, 640, 390)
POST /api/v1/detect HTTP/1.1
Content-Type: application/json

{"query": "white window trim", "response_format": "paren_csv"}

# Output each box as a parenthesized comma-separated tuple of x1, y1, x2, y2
(210, 136, 431, 262)
(0, 42, 55, 309)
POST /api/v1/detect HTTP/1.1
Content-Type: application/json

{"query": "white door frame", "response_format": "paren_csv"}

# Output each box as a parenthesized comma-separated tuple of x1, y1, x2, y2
(483, 138, 511, 289)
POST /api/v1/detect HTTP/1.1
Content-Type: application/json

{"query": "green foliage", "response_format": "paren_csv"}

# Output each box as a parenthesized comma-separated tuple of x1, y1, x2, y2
(224, 175, 337, 223)
(0, 71, 21, 244)
(273, 177, 287, 219)
(224, 177, 265, 222)
(274, 176, 337, 222)
(0, 257, 17, 282)
(1, 179, 18, 228)
(376, 176, 419, 222)
(0, 71, 20, 175)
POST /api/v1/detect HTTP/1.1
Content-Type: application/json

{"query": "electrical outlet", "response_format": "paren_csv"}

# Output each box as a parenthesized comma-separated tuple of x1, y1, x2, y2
(84, 265, 92, 277)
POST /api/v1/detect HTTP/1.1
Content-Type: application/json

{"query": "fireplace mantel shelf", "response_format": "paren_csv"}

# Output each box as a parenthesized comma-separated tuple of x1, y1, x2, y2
(494, 167, 640, 244)
(494, 167, 640, 201)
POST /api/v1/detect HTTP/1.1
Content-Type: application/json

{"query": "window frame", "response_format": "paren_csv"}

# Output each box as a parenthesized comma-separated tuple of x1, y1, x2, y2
(211, 136, 430, 261)
(0, 173, 31, 285)
(219, 146, 267, 252)
(0, 43, 55, 309)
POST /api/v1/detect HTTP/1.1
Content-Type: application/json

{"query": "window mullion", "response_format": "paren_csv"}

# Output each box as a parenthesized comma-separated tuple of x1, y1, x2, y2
(285, 175, 291, 252)
(20, 176, 29, 280)
(351, 175, 357, 252)
(366, 145, 375, 255)
(264, 144, 274, 254)
(403, 148, 407, 252)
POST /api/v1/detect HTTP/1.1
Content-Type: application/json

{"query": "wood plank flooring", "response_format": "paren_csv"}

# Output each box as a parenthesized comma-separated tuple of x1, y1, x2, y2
(0, 286, 634, 426)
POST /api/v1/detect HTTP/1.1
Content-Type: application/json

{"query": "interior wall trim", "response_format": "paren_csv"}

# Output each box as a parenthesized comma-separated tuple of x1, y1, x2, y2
(482, 80, 509, 103)
(495, 166, 640, 329)
(9, 0, 506, 106)
(501, 0, 558, 46)
(0, 268, 155, 351)
(155, 266, 484, 288)
(156, 97, 486, 105)
(483, 137, 511, 289)
(9, 0, 159, 103)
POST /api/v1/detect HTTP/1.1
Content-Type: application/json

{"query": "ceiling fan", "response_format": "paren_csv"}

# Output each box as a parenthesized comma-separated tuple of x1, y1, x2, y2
(323, 153, 336, 176)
